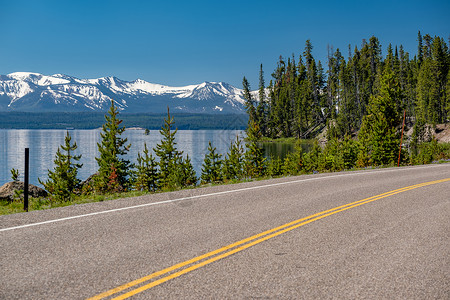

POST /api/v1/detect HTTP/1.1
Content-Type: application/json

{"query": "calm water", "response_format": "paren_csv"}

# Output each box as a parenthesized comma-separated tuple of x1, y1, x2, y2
(0, 129, 244, 187)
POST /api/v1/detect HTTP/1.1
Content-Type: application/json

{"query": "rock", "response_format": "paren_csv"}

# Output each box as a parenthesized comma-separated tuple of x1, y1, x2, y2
(75, 173, 98, 195)
(0, 181, 48, 202)
(435, 124, 450, 143)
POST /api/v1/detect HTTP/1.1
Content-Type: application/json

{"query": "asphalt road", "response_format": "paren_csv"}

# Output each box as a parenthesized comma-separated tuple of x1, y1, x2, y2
(1, 164, 449, 299)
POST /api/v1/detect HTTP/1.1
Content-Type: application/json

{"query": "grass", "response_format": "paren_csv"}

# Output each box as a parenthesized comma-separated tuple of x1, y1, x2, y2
(0, 190, 149, 215)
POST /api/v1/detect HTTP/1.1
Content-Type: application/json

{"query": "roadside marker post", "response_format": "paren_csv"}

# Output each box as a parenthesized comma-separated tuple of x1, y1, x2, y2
(24, 148, 29, 212)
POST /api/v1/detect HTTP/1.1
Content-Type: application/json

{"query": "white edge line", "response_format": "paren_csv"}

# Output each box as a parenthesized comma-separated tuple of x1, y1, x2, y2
(0, 164, 446, 232)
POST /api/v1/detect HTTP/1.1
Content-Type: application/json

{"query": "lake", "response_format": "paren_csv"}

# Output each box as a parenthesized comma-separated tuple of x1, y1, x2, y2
(0, 129, 245, 187)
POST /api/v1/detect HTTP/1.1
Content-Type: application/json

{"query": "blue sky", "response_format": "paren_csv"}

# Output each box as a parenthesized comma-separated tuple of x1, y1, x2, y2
(1, 0, 449, 88)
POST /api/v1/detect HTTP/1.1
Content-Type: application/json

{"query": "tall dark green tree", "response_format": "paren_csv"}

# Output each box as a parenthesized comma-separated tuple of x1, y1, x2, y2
(242, 76, 257, 125)
(357, 70, 403, 166)
(153, 108, 184, 189)
(40, 131, 82, 201)
(327, 47, 344, 120)
(133, 143, 158, 192)
(201, 141, 223, 184)
(180, 155, 197, 187)
(417, 31, 423, 66)
(244, 122, 266, 177)
(256, 64, 266, 135)
(223, 136, 245, 180)
(95, 100, 131, 193)
(304, 40, 321, 124)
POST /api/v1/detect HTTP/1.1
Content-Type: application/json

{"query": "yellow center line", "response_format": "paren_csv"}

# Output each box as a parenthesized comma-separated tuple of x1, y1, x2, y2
(87, 178, 450, 300)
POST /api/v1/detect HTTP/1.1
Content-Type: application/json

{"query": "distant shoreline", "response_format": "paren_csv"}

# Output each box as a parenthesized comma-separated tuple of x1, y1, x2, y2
(0, 112, 248, 130)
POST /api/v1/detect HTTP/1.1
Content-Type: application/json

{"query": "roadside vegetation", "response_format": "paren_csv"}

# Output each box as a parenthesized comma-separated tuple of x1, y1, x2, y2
(1, 32, 450, 215)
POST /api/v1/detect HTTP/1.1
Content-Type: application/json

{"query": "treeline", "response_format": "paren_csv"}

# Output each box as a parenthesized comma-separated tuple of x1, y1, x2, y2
(243, 32, 449, 140)
(0, 112, 247, 130)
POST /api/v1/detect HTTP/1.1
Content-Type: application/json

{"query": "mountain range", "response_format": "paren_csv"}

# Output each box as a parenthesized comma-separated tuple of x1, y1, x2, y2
(0, 72, 250, 114)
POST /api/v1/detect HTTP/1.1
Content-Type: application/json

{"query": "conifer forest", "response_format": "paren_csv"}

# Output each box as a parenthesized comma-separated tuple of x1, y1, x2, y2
(243, 32, 449, 140)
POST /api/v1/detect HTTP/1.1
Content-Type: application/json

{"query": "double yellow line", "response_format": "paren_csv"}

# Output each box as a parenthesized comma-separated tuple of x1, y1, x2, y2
(88, 178, 450, 300)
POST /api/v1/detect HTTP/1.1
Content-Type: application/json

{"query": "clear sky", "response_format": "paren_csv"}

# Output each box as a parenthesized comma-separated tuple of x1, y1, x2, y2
(1, 0, 449, 88)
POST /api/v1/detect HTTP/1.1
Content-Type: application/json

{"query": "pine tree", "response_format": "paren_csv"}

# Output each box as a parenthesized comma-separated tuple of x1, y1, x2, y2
(153, 108, 183, 189)
(242, 76, 257, 125)
(302, 140, 321, 173)
(340, 135, 357, 170)
(327, 48, 344, 120)
(201, 141, 223, 184)
(133, 143, 158, 192)
(181, 155, 197, 187)
(40, 131, 82, 201)
(267, 156, 283, 177)
(281, 142, 303, 175)
(223, 135, 245, 180)
(244, 122, 266, 178)
(95, 100, 131, 193)
(256, 64, 266, 135)
(417, 31, 423, 66)
(357, 70, 402, 166)
(304, 40, 321, 124)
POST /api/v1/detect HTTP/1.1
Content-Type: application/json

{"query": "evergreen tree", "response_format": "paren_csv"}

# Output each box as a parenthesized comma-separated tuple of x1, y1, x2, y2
(201, 141, 223, 184)
(95, 100, 131, 193)
(133, 143, 158, 192)
(281, 142, 303, 175)
(256, 64, 266, 135)
(357, 70, 402, 166)
(153, 108, 184, 190)
(302, 140, 321, 173)
(267, 156, 283, 177)
(223, 136, 245, 180)
(327, 48, 344, 120)
(242, 76, 257, 125)
(295, 56, 311, 138)
(304, 40, 321, 124)
(340, 135, 357, 170)
(40, 131, 82, 201)
(180, 155, 197, 187)
(244, 122, 266, 177)
(417, 31, 423, 66)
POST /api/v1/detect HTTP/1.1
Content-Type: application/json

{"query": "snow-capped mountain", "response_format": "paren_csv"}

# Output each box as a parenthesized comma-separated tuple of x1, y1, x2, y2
(0, 72, 249, 113)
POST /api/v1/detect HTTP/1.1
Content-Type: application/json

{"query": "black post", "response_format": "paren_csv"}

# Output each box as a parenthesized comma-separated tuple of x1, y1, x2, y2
(24, 148, 29, 212)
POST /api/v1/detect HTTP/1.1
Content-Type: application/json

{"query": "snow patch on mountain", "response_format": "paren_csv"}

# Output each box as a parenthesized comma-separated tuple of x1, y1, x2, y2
(8, 72, 71, 86)
(1, 81, 34, 102)
(0, 72, 248, 113)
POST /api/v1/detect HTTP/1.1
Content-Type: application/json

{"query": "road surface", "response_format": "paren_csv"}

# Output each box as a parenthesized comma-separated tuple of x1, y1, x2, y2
(1, 164, 449, 299)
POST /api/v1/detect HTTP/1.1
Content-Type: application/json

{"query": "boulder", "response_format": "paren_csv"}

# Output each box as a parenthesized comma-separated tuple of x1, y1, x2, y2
(0, 181, 48, 202)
